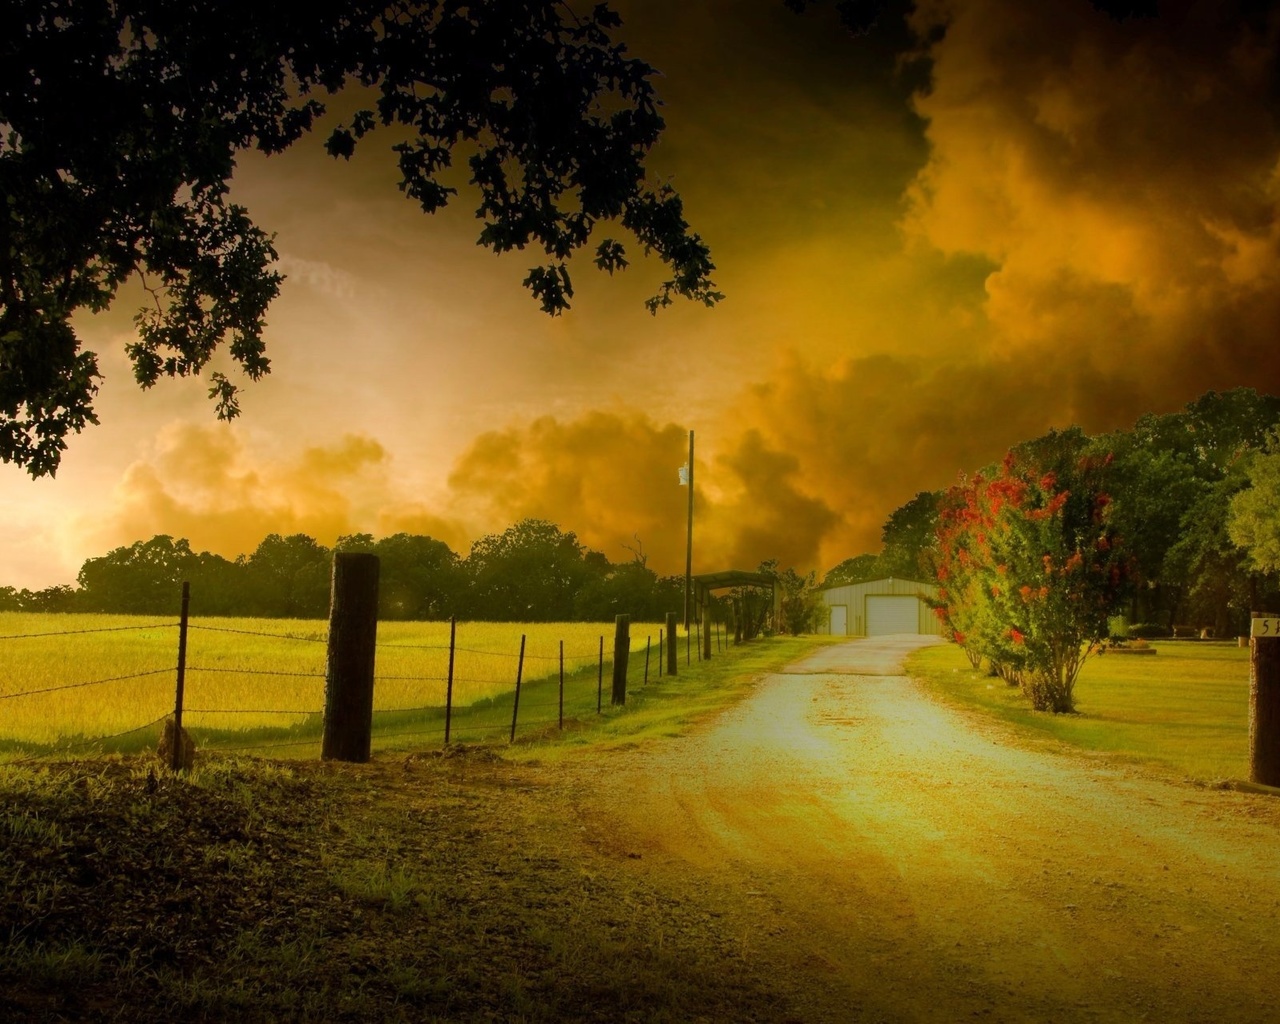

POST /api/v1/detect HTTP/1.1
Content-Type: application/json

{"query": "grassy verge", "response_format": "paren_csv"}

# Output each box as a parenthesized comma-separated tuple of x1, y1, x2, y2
(906, 641, 1252, 781)
(1, 634, 830, 1022)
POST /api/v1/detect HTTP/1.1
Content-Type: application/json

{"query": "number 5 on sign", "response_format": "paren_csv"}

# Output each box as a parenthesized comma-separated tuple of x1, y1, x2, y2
(1251, 618, 1280, 638)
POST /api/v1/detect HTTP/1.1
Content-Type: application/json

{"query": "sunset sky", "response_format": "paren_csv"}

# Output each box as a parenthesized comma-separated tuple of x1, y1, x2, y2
(4, 0, 1280, 590)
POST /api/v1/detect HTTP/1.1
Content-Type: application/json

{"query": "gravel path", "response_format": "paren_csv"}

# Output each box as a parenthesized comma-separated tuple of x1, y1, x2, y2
(582, 636, 1280, 1022)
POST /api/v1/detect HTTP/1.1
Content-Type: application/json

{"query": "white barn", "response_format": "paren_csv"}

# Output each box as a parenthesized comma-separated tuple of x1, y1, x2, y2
(815, 577, 945, 637)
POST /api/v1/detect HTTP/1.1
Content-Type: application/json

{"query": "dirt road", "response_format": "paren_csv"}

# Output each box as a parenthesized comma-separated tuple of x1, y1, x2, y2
(577, 636, 1280, 1022)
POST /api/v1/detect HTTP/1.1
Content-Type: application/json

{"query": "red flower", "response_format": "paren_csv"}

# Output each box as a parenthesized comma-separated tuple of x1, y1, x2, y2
(1009, 628, 1025, 645)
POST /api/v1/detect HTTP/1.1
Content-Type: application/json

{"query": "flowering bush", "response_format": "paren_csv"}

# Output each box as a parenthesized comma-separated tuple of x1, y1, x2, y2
(935, 448, 1133, 712)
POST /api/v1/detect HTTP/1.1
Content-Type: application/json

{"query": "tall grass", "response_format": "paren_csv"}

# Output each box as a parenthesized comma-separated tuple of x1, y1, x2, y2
(907, 640, 1252, 780)
(0, 613, 670, 758)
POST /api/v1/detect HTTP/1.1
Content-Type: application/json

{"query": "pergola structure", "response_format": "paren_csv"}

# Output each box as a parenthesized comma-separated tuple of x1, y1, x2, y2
(691, 570, 777, 650)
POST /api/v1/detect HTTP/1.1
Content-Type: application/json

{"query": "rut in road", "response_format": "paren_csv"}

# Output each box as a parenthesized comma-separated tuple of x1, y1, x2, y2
(582, 635, 1280, 1023)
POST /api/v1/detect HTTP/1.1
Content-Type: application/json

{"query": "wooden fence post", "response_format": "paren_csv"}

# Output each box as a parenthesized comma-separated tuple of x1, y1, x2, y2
(597, 635, 604, 713)
(702, 613, 712, 661)
(559, 639, 565, 731)
(658, 629, 664, 677)
(322, 552, 380, 763)
(644, 635, 651, 686)
(509, 635, 526, 743)
(666, 612, 678, 676)
(612, 614, 630, 706)
(1251, 614, 1280, 786)
(444, 616, 456, 746)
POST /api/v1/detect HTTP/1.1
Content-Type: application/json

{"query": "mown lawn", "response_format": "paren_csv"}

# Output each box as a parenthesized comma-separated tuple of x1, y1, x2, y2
(907, 641, 1252, 781)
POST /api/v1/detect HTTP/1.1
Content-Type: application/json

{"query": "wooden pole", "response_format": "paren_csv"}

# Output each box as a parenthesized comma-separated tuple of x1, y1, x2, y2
(597, 635, 604, 713)
(444, 616, 456, 746)
(322, 552, 380, 763)
(644, 636, 651, 686)
(658, 629, 664, 677)
(612, 614, 630, 705)
(666, 611, 678, 676)
(509, 634, 526, 743)
(702, 610, 711, 661)
(684, 429, 694, 631)
(559, 639, 564, 731)
(695, 619, 702, 662)
(171, 581, 191, 771)
(1251, 614, 1280, 786)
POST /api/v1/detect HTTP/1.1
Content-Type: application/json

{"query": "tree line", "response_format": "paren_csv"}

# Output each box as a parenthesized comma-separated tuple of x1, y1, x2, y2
(0, 519, 692, 623)
(820, 388, 1280, 712)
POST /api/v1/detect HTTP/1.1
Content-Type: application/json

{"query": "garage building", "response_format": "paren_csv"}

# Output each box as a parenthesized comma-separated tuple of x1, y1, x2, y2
(815, 577, 944, 637)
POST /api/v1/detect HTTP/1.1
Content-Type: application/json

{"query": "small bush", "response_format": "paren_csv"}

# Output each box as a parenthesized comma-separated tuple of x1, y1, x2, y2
(1128, 623, 1171, 639)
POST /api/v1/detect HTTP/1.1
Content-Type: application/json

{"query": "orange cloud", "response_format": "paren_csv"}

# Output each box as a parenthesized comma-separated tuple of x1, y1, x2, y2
(83, 424, 467, 558)
(904, 0, 1280, 386)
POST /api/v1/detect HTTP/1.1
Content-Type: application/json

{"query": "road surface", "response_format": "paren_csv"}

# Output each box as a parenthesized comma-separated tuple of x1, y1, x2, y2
(578, 636, 1280, 1022)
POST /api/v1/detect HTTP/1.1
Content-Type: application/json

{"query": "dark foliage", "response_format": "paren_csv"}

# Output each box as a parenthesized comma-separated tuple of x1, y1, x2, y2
(0, 1, 720, 476)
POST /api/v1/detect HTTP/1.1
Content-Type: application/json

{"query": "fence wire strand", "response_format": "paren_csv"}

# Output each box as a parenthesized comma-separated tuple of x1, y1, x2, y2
(0, 667, 173, 700)
(0, 623, 177, 641)
(187, 624, 328, 643)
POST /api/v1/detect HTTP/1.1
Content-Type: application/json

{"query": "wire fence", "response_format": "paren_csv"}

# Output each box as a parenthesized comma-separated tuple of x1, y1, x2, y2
(0, 601, 743, 763)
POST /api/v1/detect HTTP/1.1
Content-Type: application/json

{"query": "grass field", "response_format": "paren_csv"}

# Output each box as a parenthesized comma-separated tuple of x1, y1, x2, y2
(906, 640, 1253, 781)
(0, 613, 690, 758)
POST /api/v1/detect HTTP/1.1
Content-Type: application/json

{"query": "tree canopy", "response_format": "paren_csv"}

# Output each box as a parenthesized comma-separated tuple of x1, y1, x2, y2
(0, 0, 720, 476)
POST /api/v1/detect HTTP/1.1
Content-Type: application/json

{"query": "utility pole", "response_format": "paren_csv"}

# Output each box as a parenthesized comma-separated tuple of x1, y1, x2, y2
(683, 429, 694, 631)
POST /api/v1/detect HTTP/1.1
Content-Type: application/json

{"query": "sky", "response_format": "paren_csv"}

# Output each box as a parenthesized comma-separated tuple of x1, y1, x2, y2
(4, 0, 1280, 589)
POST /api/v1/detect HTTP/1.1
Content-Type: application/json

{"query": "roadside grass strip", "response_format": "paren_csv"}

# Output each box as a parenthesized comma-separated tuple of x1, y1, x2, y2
(907, 640, 1251, 781)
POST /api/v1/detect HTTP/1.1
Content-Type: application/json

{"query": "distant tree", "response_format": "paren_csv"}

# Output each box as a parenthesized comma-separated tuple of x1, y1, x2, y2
(372, 533, 462, 620)
(77, 535, 199, 613)
(758, 559, 821, 636)
(1229, 432, 1280, 577)
(821, 553, 881, 588)
(0, 586, 21, 611)
(878, 490, 942, 580)
(463, 519, 604, 621)
(1, 0, 720, 476)
(244, 534, 331, 618)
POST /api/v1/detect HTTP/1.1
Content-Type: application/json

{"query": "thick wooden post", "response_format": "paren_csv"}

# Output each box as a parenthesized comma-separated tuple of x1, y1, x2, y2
(597, 635, 604, 713)
(558, 639, 565, 731)
(322, 553, 380, 763)
(612, 614, 630, 705)
(1251, 614, 1280, 786)
(702, 612, 712, 661)
(644, 636, 651, 686)
(666, 612, 678, 676)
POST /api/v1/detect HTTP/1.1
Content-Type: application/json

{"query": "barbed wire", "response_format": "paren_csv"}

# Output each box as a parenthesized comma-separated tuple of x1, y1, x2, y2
(184, 707, 322, 716)
(0, 623, 177, 641)
(373, 674, 449, 683)
(57, 715, 170, 752)
(372, 704, 447, 715)
(186, 666, 326, 679)
(187, 624, 328, 643)
(0, 667, 173, 700)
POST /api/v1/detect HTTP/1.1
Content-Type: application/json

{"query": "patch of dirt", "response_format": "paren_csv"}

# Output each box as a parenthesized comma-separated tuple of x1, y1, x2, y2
(564, 635, 1280, 1022)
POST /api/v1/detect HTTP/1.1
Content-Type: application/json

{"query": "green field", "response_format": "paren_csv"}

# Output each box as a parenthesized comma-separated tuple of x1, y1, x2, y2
(0, 613, 693, 758)
(907, 640, 1253, 781)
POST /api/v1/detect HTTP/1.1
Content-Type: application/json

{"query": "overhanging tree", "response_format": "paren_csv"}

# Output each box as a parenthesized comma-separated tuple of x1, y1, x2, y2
(1, 0, 721, 476)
